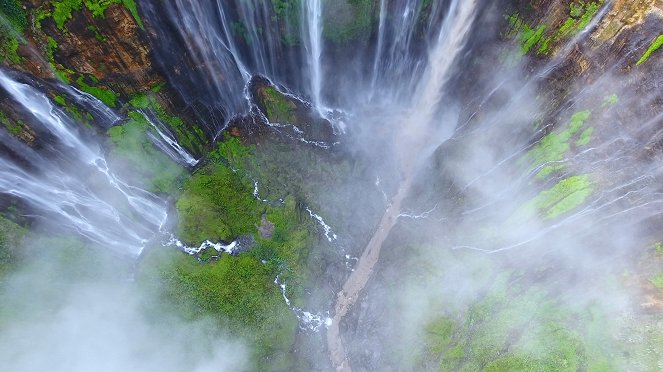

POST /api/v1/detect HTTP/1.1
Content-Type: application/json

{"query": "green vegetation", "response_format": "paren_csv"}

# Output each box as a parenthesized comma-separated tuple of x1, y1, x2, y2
(0, 215, 26, 283)
(176, 161, 261, 245)
(506, 1, 604, 57)
(43, 36, 77, 84)
(140, 247, 297, 370)
(419, 273, 590, 371)
(271, 0, 297, 19)
(528, 110, 592, 179)
(636, 35, 663, 66)
(45, 0, 144, 31)
(323, 0, 373, 43)
(230, 21, 251, 44)
(0, 111, 27, 137)
(556, 1, 603, 39)
(75, 75, 118, 107)
(269, 0, 300, 45)
(107, 111, 185, 193)
(82, 0, 144, 29)
(84, 0, 115, 17)
(506, 14, 551, 56)
(650, 273, 663, 290)
(52, 0, 82, 30)
(575, 127, 594, 147)
(0, 0, 27, 64)
(140, 135, 320, 369)
(120, 0, 144, 29)
(536, 164, 566, 180)
(0, 0, 27, 30)
(259, 86, 297, 123)
(527, 175, 593, 220)
(86, 24, 105, 42)
(150, 82, 165, 93)
(52, 93, 93, 125)
(128, 93, 206, 154)
(602, 94, 619, 107)
(655, 242, 663, 255)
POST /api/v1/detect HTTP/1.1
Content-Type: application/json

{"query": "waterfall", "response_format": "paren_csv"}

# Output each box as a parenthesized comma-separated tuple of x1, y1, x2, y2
(327, 1, 479, 369)
(0, 71, 168, 256)
(142, 0, 455, 122)
(301, 0, 324, 113)
(139, 110, 199, 167)
(370, 0, 387, 92)
(60, 84, 121, 127)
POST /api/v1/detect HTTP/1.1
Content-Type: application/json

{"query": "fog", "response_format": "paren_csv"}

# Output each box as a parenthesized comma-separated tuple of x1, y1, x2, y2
(1, 0, 663, 371)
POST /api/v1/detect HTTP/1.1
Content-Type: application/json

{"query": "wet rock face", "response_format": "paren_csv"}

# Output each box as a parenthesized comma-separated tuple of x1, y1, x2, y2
(14, 1, 159, 96)
(250, 77, 336, 142)
(49, 4, 157, 91)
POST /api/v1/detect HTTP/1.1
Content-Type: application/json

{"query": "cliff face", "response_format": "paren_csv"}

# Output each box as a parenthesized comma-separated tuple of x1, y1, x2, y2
(0, 0, 210, 156)
(17, 1, 156, 90)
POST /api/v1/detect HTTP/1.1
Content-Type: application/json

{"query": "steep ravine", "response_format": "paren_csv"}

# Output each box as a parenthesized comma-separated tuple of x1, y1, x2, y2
(2, 0, 663, 371)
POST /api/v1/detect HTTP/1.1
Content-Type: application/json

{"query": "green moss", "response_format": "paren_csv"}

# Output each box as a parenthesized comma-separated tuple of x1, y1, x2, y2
(0, 111, 26, 137)
(260, 86, 297, 123)
(566, 110, 591, 138)
(84, 0, 114, 17)
(0, 0, 26, 64)
(139, 247, 297, 369)
(129, 93, 150, 108)
(655, 242, 663, 255)
(0, 215, 26, 283)
(137, 135, 322, 369)
(602, 94, 619, 107)
(176, 161, 261, 245)
(121, 0, 144, 29)
(536, 164, 566, 180)
(484, 355, 546, 371)
(86, 24, 105, 42)
(212, 134, 253, 164)
(52, 92, 93, 125)
(527, 110, 592, 179)
(426, 316, 456, 355)
(575, 127, 594, 147)
(576, 2, 601, 29)
(521, 24, 546, 54)
(323, 0, 373, 44)
(556, 1, 603, 39)
(150, 82, 165, 93)
(528, 175, 593, 220)
(53, 95, 66, 106)
(0, 0, 26, 30)
(107, 111, 185, 193)
(650, 273, 663, 290)
(506, 14, 550, 56)
(636, 35, 663, 66)
(49, 0, 144, 31)
(419, 275, 590, 372)
(34, 7, 51, 29)
(128, 93, 205, 154)
(506, 2, 603, 57)
(52, 0, 83, 30)
(81, 0, 143, 29)
(75, 75, 117, 107)
(45, 36, 58, 63)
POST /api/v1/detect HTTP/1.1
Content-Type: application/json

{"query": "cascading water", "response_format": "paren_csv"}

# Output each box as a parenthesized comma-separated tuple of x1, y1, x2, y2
(139, 110, 199, 167)
(4, 0, 663, 370)
(142, 0, 452, 126)
(327, 1, 478, 369)
(301, 0, 324, 113)
(0, 71, 167, 256)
